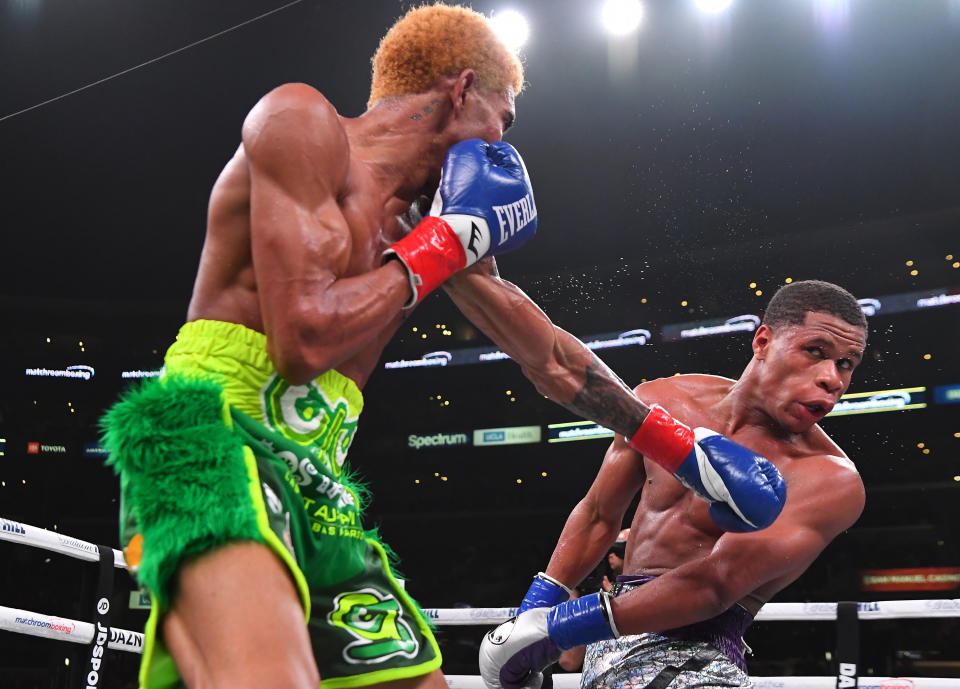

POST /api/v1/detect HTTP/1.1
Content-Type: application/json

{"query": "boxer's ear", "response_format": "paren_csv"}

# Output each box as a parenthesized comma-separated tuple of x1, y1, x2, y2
(752, 324, 773, 360)
(451, 69, 477, 113)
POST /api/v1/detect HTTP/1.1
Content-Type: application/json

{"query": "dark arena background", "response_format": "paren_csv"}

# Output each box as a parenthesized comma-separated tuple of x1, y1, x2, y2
(1, 1, 959, 687)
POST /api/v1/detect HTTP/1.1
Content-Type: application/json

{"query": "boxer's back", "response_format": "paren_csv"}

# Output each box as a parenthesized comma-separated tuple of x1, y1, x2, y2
(187, 146, 260, 330)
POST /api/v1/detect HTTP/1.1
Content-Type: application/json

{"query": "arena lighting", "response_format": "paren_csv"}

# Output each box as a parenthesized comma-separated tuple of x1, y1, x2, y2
(488, 9, 529, 52)
(813, 0, 851, 31)
(601, 0, 644, 36)
(695, 0, 733, 14)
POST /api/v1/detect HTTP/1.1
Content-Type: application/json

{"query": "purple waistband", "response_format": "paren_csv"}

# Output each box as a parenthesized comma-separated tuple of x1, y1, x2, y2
(613, 575, 754, 672)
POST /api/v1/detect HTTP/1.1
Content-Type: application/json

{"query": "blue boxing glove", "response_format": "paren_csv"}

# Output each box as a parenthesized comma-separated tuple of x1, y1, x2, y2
(519, 572, 571, 613)
(384, 139, 537, 308)
(479, 593, 617, 689)
(689, 429, 787, 532)
(628, 405, 786, 531)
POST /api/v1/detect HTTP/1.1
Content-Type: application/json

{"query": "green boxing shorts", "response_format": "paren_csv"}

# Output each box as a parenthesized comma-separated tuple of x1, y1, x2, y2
(101, 320, 441, 689)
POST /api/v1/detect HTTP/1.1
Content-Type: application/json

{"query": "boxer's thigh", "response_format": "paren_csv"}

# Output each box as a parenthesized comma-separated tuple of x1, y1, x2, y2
(162, 541, 319, 689)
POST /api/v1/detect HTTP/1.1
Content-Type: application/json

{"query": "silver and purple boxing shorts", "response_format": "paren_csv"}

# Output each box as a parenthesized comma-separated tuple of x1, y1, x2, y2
(580, 576, 753, 689)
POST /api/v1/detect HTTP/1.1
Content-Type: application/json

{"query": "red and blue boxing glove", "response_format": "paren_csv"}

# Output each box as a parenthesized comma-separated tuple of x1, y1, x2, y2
(384, 138, 538, 308)
(628, 405, 786, 532)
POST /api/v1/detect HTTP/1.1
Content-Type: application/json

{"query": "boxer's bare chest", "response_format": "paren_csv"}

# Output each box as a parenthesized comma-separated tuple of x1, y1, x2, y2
(629, 386, 794, 571)
(338, 160, 419, 277)
(320, 161, 423, 386)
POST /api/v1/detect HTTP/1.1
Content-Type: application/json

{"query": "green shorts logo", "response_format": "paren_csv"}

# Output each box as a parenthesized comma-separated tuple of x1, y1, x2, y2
(329, 588, 419, 664)
(261, 375, 358, 475)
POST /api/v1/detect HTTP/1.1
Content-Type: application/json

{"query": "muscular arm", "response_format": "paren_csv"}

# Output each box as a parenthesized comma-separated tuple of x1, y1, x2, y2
(443, 259, 650, 436)
(542, 436, 648, 588)
(609, 459, 865, 634)
(243, 83, 411, 384)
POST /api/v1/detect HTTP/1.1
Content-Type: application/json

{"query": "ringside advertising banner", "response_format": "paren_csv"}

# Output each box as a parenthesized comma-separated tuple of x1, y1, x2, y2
(384, 328, 651, 369)
(26, 442, 68, 455)
(381, 286, 959, 372)
(473, 425, 541, 447)
(24, 365, 95, 380)
(547, 421, 615, 443)
(861, 567, 960, 592)
(826, 387, 926, 417)
(407, 431, 471, 450)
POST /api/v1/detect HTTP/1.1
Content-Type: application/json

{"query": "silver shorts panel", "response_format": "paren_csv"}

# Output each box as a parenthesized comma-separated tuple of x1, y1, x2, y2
(580, 633, 751, 689)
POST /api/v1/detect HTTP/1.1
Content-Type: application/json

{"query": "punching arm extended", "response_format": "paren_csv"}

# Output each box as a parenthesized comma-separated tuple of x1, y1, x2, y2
(443, 258, 651, 437)
(446, 264, 786, 532)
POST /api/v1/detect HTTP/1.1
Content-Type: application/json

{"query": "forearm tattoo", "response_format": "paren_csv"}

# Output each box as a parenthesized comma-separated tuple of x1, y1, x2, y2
(567, 354, 649, 437)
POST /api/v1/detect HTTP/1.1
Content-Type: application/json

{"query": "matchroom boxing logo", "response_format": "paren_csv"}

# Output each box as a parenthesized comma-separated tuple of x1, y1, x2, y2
(25, 364, 95, 380)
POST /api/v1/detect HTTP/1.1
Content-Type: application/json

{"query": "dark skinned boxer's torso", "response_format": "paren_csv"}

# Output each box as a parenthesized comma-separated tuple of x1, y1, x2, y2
(625, 374, 851, 614)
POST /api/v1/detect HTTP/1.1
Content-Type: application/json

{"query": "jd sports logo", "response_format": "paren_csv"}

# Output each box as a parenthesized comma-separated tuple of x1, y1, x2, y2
(467, 222, 483, 260)
(261, 375, 358, 475)
(329, 588, 419, 664)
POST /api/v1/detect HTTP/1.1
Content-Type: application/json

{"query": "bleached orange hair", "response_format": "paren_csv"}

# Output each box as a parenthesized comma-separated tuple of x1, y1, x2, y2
(368, 3, 524, 108)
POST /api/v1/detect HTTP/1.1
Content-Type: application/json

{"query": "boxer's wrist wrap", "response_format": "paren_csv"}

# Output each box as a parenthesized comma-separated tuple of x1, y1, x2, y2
(627, 404, 695, 474)
(519, 572, 572, 613)
(547, 592, 618, 650)
(383, 216, 467, 309)
(536, 572, 572, 595)
(600, 591, 620, 638)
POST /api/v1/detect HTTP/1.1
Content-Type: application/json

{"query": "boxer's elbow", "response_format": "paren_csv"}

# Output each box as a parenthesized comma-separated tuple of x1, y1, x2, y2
(269, 335, 316, 385)
(267, 309, 338, 385)
(677, 576, 730, 621)
(696, 563, 751, 615)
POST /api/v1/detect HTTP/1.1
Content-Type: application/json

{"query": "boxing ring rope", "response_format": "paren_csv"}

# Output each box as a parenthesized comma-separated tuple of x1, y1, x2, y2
(2, 517, 958, 688)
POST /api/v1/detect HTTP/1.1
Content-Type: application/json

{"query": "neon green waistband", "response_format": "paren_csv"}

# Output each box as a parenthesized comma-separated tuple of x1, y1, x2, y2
(163, 319, 364, 426)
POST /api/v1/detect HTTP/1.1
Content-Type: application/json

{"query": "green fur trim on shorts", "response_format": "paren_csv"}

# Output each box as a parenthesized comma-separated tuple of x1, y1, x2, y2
(100, 374, 262, 609)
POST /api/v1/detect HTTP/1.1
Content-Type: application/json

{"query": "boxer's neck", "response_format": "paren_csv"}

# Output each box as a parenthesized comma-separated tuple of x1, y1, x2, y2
(718, 361, 794, 439)
(345, 92, 453, 204)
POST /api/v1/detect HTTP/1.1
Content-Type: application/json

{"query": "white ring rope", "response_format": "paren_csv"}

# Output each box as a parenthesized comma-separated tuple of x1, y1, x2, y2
(1, 515, 957, 689)
(4, 516, 960, 622)
(1, 517, 127, 569)
(0, 603, 945, 689)
(0, 605, 143, 654)
(446, 676, 956, 689)
(419, 598, 960, 624)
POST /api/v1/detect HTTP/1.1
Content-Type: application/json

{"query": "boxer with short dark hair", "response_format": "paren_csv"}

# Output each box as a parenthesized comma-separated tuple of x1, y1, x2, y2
(480, 280, 868, 689)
